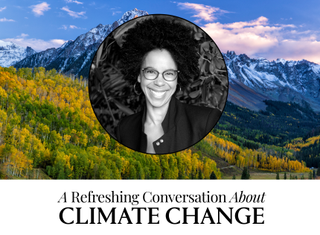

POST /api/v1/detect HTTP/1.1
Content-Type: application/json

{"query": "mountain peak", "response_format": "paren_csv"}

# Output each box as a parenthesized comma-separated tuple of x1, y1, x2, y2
(0, 40, 36, 67)
(226, 50, 237, 59)
(14, 8, 149, 76)
(276, 58, 286, 65)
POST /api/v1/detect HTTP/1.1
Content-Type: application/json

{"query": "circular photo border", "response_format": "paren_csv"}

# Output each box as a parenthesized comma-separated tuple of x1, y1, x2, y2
(89, 14, 229, 154)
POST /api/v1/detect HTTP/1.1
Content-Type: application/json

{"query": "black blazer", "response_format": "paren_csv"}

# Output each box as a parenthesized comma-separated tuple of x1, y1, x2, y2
(116, 97, 221, 154)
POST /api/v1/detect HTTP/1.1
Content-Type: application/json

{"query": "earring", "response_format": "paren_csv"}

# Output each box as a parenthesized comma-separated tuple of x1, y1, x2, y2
(133, 82, 142, 95)
(176, 83, 182, 93)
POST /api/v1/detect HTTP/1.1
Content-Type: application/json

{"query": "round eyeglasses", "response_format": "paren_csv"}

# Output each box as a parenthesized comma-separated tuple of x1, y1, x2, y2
(141, 68, 179, 81)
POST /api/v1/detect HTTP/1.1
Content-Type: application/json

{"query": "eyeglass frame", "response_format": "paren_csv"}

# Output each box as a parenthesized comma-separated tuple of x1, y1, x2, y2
(141, 67, 179, 81)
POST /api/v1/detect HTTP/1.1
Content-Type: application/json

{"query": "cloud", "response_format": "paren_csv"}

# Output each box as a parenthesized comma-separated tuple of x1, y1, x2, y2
(59, 24, 84, 30)
(61, 6, 86, 18)
(0, 6, 6, 12)
(175, 2, 320, 64)
(19, 33, 29, 38)
(3, 36, 66, 51)
(0, 18, 15, 22)
(65, 0, 83, 4)
(201, 17, 288, 55)
(112, 11, 122, 16)
(261, 38, 320, 64)
(201, 17, 320, 63)
(60, 25, 68, 30)
(175, 2, 229, 23)
(30, 2, 50, 16)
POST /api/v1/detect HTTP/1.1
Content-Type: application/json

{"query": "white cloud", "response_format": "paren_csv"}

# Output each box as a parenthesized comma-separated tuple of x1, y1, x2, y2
(112, 11, 122, 16)
(3, 36, 66, 51)
(0, 6, 6, 12)
(175, 2, 229, 23)
(61, 6, 86, 18)
(175, 2, 320, 64)
(201, 21, 278, 56)
(30, 2, 50, 16)
(59, 24, 84, 30)
(201, 17, 320, 64)
(19, 33, 29, 38)
(0, 18, 15, 22)
(60, 25, 68, 30)
(261, 38, 320, 64)
(65, 0, 83, 4)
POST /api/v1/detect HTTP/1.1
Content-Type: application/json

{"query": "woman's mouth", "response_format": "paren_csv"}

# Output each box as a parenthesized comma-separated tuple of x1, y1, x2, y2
(149, 89, 167, 98)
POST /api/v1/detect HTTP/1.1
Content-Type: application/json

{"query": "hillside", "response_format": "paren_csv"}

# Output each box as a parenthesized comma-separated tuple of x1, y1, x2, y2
(217, 100, 320, 146)
(0, 66, 313, 179)
(0, 66, 221, 179)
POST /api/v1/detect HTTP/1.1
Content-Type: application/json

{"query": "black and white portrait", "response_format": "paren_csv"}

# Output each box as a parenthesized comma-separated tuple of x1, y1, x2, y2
(89, 14, 228, 154)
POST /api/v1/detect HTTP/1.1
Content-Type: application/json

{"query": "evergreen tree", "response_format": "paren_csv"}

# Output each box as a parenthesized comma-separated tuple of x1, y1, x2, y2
(309, 171, 313, 179)
(241, 167, 250, 179)
(317, 163, 320, 176)
(276, 172, 279, 180)
(210, 171, 217, 179)
(232, 175, 236, 180)
(284, 172, 287, 180)
(313, 170, 316, 179)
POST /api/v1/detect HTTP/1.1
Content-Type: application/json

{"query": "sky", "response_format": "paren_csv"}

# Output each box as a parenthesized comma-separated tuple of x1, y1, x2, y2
(1, 0, 320, 63)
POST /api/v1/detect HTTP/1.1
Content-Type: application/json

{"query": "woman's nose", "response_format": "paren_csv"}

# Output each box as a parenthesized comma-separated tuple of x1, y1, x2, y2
(154, 75, 165, 86)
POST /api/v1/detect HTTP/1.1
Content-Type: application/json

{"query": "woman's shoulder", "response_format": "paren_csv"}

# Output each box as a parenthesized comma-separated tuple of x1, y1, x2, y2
(116, 111, 143, 140)
(118, 111, 143, 129)
(178, 101, 222, 133)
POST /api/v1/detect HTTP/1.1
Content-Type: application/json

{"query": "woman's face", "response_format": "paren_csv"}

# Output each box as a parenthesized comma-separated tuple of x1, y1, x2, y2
(138, 49, 178, 109)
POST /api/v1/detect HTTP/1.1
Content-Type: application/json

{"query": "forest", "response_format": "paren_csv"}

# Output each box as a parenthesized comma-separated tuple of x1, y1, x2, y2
(0, 66, 316, 179)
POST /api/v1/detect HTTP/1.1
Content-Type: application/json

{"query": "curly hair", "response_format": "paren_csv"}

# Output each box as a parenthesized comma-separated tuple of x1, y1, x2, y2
(119, 16, 200, 89)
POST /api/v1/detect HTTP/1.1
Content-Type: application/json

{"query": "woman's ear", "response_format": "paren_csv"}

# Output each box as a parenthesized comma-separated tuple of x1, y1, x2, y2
(137, 74, 141, 83)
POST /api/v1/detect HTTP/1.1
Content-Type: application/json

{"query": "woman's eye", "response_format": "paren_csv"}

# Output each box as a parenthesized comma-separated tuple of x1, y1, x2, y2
(146, 70, 156, 74)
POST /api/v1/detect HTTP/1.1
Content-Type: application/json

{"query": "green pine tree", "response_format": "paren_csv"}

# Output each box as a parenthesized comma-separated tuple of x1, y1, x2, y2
(276, 172, 280, 180)
(241, 167, 250, 179)
(210, 171, 217, 179)
(284, 172, 287, 180)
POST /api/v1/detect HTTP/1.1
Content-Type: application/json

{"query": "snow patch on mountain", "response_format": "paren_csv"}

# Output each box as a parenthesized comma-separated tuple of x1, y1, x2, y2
(0, 40, 36, 67)
(224, 51, 320, 111)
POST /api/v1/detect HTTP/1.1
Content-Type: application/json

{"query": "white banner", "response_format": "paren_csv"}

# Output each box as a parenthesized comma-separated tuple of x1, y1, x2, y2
(0, 180, 318, 234)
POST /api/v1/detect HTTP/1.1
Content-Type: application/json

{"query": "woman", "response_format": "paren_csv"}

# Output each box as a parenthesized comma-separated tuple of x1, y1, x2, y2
(116, 16, 222, 154)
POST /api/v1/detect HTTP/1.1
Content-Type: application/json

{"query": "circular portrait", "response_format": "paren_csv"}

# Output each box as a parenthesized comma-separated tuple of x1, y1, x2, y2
(89, 14, 228, 154)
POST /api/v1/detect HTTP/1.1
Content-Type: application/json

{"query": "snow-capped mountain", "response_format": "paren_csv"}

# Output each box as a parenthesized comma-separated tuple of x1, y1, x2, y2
(14, 8, 148, 77)
(224, 51, 320, 112)
(0, 40, 36, 67)
(9, 8, 320, 113)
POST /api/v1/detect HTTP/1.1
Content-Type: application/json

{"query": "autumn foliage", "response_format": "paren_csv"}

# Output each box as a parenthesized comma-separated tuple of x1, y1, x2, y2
(0, 66, 221, 179)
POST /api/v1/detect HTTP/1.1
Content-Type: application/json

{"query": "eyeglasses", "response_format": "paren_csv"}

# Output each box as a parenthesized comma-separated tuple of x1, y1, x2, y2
(141, 68, 179, 81)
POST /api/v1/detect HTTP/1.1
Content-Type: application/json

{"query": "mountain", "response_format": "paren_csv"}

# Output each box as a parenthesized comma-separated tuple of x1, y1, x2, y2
(14, 8, 148, 78)
(224, 51, 320, 112)
(0, 40, 36, 67)
(11, 9, 320, 113)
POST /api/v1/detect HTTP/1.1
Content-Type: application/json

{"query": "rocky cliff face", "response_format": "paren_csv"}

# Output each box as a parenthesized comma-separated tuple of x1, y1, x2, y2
(14, 8, 149, 78)
(224, 51, 320, 112)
